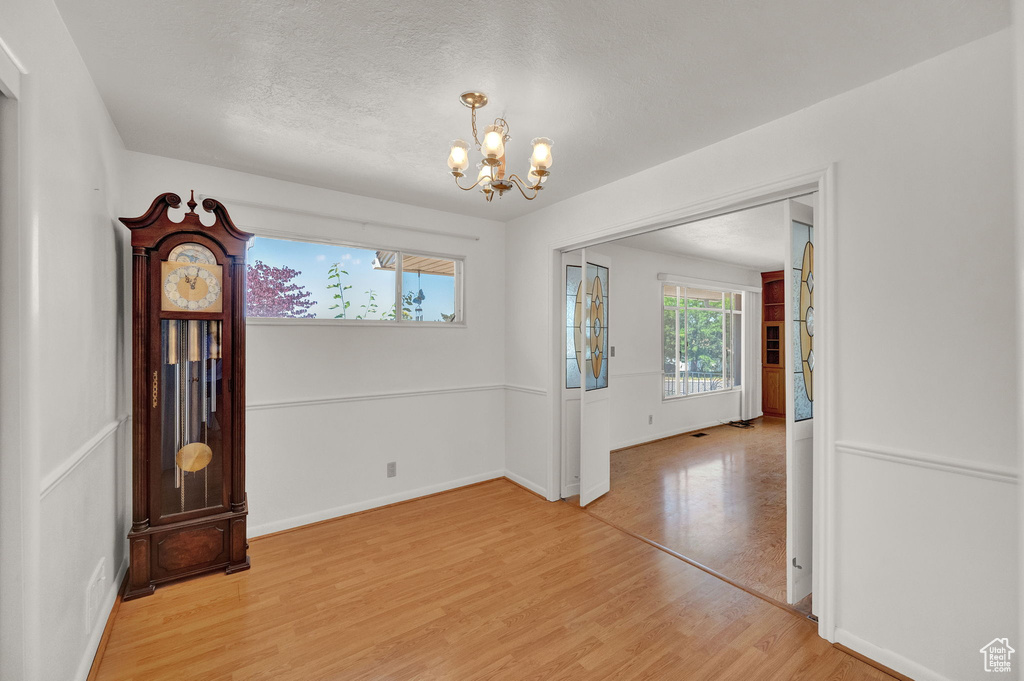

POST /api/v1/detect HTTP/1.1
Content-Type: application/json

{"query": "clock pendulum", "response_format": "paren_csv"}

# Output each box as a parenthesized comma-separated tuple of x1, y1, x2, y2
(178, 320, 186, 509)
(170, 319, 216, 512)
(201, 320, 208, 509)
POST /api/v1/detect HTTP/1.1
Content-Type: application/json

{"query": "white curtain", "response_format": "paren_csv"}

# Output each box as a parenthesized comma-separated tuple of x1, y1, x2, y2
(741, 290, 762, 421)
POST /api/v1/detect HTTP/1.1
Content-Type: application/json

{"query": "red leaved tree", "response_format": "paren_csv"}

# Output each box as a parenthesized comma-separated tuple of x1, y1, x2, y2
(246, 260, 316, 318)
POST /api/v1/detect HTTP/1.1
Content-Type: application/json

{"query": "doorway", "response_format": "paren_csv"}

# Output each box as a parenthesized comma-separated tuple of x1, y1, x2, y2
(554, 181, 828, 627)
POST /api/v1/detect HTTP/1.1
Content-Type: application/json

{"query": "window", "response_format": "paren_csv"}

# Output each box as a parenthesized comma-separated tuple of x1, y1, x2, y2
(246, 236, 462, 323)
(663, 284, 741, 398)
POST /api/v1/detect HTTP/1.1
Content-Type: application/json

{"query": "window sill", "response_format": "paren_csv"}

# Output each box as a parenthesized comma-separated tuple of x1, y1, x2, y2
(662, 387, 742, 403)
(246, 317, 466, 328)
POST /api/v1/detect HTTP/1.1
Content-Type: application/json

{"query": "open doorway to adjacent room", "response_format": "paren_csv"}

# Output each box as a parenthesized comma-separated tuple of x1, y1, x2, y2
(559, 193, 818, 618)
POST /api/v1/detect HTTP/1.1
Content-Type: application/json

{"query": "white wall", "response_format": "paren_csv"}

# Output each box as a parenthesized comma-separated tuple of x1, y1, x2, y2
(589, 243, 762, 450)
(506, 30, 1018, 681)
(0, 7, 1016, 681)
(122, 152, 508, 536)
(0, 1, 128, 680)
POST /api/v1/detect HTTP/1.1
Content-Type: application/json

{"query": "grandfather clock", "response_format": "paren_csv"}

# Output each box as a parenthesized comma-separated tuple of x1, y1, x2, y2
(121, 192, 252, 600)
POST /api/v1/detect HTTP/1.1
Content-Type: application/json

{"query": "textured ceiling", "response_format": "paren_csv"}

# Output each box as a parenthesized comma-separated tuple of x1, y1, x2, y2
(615, 201, 787, 271)
(55, 1, 1009, 220)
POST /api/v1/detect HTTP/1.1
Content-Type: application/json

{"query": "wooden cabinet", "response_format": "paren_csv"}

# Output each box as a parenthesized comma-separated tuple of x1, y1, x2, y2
(761, 271, 786, 418)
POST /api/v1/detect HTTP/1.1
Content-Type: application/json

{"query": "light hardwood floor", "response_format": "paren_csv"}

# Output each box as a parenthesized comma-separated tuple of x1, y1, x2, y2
(93, 479, 890, 680)
(586, 418, 789, 604)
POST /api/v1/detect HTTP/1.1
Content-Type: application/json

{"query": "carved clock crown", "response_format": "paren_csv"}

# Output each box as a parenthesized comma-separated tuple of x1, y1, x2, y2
(120, 190, 253, 256)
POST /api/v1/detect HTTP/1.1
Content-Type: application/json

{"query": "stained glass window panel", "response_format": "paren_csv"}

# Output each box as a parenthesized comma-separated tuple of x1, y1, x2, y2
(565, 265, 582, 388)
(566, 358, 581, 390)
(792, 220, 814, 421)
(585, 263, 609, 391)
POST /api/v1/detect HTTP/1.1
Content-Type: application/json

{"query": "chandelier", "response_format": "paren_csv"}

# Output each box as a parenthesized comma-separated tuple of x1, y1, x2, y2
(446, 91, 553, 202)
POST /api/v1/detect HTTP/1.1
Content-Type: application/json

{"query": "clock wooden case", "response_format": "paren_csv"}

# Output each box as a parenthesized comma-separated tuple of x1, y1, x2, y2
(121, 192, 252, 600)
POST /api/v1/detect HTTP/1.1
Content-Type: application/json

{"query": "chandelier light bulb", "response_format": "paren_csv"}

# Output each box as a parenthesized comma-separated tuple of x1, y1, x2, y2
(476, 163, 493, 187)
(531, 137, 553, 171)
(481, 125, 505, 162)
(447, 140, 469, 172)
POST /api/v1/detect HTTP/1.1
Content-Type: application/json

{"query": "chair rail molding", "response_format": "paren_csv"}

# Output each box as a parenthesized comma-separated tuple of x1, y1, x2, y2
(248, 383, 513, 412)
(835, 440, 1018, 484)
(39, 415, 130, 499)
(0, 34, 24, 98)
(505, 384, 547, 396)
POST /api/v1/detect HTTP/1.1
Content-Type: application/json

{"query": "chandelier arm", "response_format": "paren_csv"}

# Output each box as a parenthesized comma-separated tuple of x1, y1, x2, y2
(508, 172, 543, 190)
(507, 174, 539, 200)
(454, 174, 488, 192)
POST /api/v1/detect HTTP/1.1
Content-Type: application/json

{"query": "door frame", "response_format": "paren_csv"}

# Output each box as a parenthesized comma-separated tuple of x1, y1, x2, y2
(0, 42, 29, 681)
(546, 165, 837, 641)
(559, 250, 582, 498)
(784, 198, 815, 605)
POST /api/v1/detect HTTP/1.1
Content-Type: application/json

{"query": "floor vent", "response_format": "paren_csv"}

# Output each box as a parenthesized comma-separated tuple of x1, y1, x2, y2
(692, 432, 708, 438)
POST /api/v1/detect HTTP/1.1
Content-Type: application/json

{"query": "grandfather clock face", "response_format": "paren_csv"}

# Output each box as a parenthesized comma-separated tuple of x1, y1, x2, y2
(161, 243, 223, 312)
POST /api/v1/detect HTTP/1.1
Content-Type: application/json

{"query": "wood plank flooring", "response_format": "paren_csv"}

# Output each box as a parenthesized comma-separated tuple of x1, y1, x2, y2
(93, 479, 889, 680)
(586, 418, 789, 604)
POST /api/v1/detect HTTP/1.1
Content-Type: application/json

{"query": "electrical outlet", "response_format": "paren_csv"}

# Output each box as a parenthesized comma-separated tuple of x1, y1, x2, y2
(648, 415, 653, 425)
(610, 346, 616, 358)
(85, 557, 106, 628)
(387, 461, 397, 478)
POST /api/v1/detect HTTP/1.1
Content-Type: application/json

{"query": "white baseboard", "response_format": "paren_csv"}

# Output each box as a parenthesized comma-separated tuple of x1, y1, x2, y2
(561, 482, 580, 498)
(503, 470, 548, 499)
(581, 481, 610, 506)
(835, 628, 950, 681)
(249, 470, 506, 537)
(612, 418, 746, 451)
(74, 559, 128, 681)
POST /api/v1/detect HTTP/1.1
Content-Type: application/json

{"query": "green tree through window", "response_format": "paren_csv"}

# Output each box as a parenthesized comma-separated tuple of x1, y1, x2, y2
(663, 285, 741, 398)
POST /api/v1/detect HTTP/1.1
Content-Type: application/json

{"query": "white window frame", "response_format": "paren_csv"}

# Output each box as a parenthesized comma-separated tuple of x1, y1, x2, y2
(660, 278, 744, 402)
(244, 231, 465, 327)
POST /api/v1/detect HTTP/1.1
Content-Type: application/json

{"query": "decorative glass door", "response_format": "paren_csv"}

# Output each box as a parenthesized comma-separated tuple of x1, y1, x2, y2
(157, 319, 227, 518)
(578, 249, 611, 506)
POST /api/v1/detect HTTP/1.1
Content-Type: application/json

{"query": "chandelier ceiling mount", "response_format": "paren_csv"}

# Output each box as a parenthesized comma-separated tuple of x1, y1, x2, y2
(459, 91, 489, 109)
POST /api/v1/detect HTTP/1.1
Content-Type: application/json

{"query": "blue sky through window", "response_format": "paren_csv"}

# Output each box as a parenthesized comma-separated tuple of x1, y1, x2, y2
(247, 237, 456, 321)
